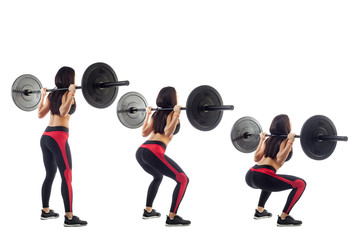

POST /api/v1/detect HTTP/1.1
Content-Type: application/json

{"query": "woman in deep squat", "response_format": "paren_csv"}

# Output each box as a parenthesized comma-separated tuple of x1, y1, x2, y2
(38, 67, 87, 227)
(136, 87, 190, 227)
(245, 114, 306, 227)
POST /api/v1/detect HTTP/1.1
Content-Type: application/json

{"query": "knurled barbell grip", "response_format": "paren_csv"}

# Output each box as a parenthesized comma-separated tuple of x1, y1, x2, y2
(265, 134, 301, 138)
(129, 107, 186, 113)
(242, 133, 300, 138)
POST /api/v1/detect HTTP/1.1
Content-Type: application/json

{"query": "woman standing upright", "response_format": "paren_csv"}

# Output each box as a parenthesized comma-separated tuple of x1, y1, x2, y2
(136, 87, 191, 227)
(38, 67, 87, 227)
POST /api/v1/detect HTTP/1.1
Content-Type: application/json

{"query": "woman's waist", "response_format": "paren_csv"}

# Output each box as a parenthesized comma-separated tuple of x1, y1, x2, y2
(251, 164, 277, 173)
(48, 116, 69, 128)
(255, 158, 281, 172)
(44, 126, 69, 133)
(140, 140, 167, 152)
(148, 134, 172, 146)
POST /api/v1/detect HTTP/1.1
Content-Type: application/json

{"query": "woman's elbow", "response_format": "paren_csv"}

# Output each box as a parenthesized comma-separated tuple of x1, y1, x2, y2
(59, 109, 67, 117)
(254, 154, 262, 162)
(254, 157, 261, 162)
(38, 110, 46, 119)
(142, 129, 151, 137)
(164, 131, 173, 138)
(276, 154, 285, 164)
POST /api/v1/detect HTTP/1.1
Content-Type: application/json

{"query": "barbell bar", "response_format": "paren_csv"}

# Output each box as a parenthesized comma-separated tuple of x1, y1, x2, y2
(117, 85, 234, 131)
(22, 81, 129, 95)
(11, 62, 130, 111)
(128, 105, 234, 113)
(231, 115, 348, 160)
(242, 133, 348, 142)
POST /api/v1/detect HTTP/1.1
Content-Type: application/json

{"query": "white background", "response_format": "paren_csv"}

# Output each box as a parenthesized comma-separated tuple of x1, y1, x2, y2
(1, 0, 359, 239)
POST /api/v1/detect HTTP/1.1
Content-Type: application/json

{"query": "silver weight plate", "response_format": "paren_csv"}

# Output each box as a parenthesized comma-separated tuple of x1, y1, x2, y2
(117, 92, 148, 129)
(11, 74, 42, 111)
(231, 116, 263, 153)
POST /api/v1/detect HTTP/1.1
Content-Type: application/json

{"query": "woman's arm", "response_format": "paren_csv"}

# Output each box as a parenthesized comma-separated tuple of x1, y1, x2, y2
(38, 88, 50, 118)
(164, 105, 181, 138)
(142, 106, 154, 137)
(254, 132, 267, 162)
(276, 133, 295, 165)
(59, 85, 76, 117)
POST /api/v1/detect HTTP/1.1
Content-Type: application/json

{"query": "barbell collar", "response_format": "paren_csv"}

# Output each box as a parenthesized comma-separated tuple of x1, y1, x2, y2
(317, 135, 348, 142)
(98, 80, 129, 89)
(203, 105, 234, 112)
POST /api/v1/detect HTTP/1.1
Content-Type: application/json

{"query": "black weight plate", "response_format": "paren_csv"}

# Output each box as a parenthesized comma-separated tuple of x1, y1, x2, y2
(82, 62, 118, 108)
(231, 116, 263, 153)
(11, 74, 42, 111)
(186, 85, 223, 131)
(117, 92, 148, 129)
(300, 115, 337, 160)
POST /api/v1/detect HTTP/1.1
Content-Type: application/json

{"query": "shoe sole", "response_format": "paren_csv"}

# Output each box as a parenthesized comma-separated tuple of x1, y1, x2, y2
(41, 216, 59, 220)
(142, 216, 161, 220)
(165, 223, 191, 227)
(64, 224, 87, 227)
(277, 223, 302, 227)
(254, 216, 272, 220)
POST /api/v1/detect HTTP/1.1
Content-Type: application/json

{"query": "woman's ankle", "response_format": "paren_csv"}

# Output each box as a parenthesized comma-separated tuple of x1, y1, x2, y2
(65, 212, 73, 219)
(280, 212, 288, 219)
(168, 212, 176, 219)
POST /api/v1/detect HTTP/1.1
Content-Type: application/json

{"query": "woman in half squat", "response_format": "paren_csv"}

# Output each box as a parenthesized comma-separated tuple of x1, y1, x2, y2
(136, 87, 190, 227)
(38, 67, 87, 227)
(245, 114, 306, 227)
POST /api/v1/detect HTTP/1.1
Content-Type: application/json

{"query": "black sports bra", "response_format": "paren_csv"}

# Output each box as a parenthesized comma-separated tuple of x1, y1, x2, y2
(68, 104, 76, 115)
(285, 149, 293, 162)
(173, 123, 180, 135)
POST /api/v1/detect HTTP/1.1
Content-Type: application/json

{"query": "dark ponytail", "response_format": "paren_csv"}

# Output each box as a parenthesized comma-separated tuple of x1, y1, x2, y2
(264, 114, 291, 159)
(48, 67, 76, 115)
(152, 87, 178, 134)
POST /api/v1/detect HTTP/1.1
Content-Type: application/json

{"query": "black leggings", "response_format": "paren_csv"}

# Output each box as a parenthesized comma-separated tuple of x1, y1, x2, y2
(245, 165, 306, 214)
(136, 141, 189, 214)
(40, 126, 73, 213)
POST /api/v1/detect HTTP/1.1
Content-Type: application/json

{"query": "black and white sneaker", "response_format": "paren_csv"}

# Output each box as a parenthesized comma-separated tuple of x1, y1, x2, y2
(41, 209, 59, 220)
(254, 209, 272, 220)
(142, 209, 161, 219)
(165, 215, 191, 227)
(277, 215, 302, 227)
(64, 215, 88, 227)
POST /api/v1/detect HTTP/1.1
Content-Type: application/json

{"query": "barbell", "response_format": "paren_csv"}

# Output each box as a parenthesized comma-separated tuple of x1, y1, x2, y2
(11, 62, 129, 111)
(230, 115, 348, 160)
(117, 85, 234, 131)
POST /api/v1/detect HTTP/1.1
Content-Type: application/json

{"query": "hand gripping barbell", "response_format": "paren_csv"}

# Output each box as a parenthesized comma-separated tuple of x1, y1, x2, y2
(230, 115, 348, 160)
(11, 62, 130, 111)
(117, 85, 234, 131)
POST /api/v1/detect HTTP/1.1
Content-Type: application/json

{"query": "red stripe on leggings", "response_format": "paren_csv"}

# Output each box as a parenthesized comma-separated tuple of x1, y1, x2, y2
(43, 131, 72, 212)
(141, 144, 187, 213)
(251, 167, 305, 214)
